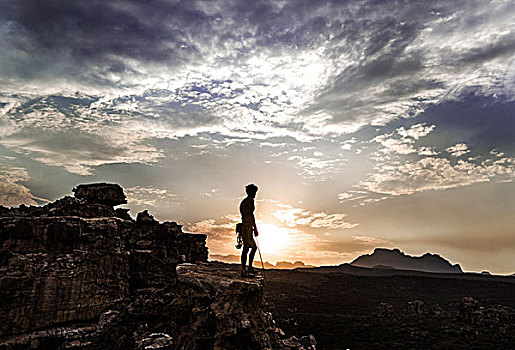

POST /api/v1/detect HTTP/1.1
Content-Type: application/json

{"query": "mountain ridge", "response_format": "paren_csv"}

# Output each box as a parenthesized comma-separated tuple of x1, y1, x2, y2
(350, 248, 463, 274)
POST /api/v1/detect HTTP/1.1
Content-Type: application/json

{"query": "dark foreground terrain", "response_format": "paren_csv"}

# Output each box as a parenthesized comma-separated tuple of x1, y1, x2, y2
(1, 184, 315, 349)
(263, 265, 515, 349)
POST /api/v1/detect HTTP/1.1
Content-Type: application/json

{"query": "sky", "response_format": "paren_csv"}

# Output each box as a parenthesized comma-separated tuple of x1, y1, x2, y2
(0, 0, 514, 274)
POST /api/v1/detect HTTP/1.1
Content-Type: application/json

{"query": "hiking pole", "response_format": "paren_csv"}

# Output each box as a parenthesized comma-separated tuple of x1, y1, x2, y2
(254, 235, 267, 284)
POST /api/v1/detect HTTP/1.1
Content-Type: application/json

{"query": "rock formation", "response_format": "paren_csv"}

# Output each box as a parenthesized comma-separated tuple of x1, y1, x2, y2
(350, 248, 463, 274)
(408, 300, 425, 316)
(377, 303, 394, 318)
(0, 184, 313, 349)
(458, 297, 515, 326)
(72, 183, 127, 206)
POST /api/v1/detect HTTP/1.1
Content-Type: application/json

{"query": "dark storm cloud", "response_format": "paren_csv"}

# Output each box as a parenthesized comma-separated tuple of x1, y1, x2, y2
(457, 32, 515, 65)
(0, 1, 449, 77)
(1, 0, 513, 163)
(1, 0, 327, 83)
(2, 0, 513, 111)
(303, 0, 515, 127)
(305, 3, 440, 121)
(0, 0, 217, 83)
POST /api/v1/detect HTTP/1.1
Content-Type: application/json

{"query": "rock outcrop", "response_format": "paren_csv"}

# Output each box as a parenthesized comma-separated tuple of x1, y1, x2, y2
(72, 183, 127, 206)
(0, 184, 311, 349)
(458, 297, 515, 326)
(350, 248, 463, 274)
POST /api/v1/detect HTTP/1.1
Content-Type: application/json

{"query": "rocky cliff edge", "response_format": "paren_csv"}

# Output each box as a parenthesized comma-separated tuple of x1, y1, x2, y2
(0, 183, 315, 350)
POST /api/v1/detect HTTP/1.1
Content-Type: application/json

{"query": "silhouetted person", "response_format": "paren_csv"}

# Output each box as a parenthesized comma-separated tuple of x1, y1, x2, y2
(240, 184, 259, 277)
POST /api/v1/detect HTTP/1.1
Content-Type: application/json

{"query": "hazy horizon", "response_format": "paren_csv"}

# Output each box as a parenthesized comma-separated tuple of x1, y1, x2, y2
(1, 0, 514, 274)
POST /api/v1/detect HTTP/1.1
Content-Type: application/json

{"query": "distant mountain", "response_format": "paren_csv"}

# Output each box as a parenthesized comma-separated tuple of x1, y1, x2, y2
(209, 254, 273, 268)
(350, 248, 463, 274)
(209, 254, 312, 269)
(209, 254, 241, 264)
(275, 261, 313, 269)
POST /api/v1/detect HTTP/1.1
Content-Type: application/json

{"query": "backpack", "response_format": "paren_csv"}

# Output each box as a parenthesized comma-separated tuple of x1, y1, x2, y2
(235, 223, 243, 249)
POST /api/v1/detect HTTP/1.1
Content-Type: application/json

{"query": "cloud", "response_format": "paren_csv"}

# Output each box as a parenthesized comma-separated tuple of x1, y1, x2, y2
(0, 180, 40, 207)
(184, 212, 244, 247)
(1, 0, 513, 144)
(360, 155, 515, 197)
(418, 146, 439, 156)
(0, 94, 165, 175)
(200, 189, 218, 197)
(272, 203, 358, 229)
(0, 1, 220, 86)
(446, 143, 470, 157)
(0, 161, 44, 206)
(340, 138, 357, 150)
(304, 0, 514, 133)
(0, 1, 513, 181)
(125, 186, 177, 207)
(337, 109, 514, 203)
(184, 213, 377, 265)
(372, 134, 417, 155)
(287, 155, 346, 180)
(339, 117, 515, 204)
(371, 123, 436, 155)
(317, 235, 393, 255)
(338, 190, 369, 204)
(397, 124, 436, 140)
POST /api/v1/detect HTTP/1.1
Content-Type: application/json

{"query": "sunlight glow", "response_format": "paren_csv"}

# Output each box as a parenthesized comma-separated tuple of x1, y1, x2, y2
(255, 223, 293, 254)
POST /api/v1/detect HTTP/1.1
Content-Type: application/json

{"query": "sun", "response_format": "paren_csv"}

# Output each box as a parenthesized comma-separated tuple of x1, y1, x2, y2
(254, 223, 293, 254)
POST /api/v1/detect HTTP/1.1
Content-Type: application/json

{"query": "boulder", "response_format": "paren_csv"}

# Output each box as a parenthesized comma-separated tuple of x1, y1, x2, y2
(377, 302, 395, 318)
(431, 304, 443, 316)
(458, 297, 515, 326)
(408, 300, 425, 316)
(137, 333, 174, 350)
(73, 183, 127, 206)
(300, 334, 317, 349)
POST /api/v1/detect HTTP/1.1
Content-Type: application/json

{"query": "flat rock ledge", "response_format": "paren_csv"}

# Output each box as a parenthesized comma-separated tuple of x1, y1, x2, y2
(175, 262, 316, 350)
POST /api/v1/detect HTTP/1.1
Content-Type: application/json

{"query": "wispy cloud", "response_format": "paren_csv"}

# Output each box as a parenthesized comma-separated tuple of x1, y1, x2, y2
(125, 186, 178, 207)
(340, 121, 515, 204)
(272, 203, 357, 229)
(348, 153, 515, 200)
(185, 213, 382, 265)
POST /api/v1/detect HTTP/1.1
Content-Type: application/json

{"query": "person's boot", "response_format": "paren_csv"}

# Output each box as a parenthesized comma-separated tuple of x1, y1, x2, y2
(241, 269, 248, 277)
(247, 266, 258, 275)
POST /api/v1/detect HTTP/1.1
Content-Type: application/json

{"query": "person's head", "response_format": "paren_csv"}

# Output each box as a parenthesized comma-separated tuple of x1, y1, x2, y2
(245, 184, 258, 198)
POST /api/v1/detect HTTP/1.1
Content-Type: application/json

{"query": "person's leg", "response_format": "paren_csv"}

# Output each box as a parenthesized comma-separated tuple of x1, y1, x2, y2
(248, 247, 256, 271)
(241, 246, 249, 276)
